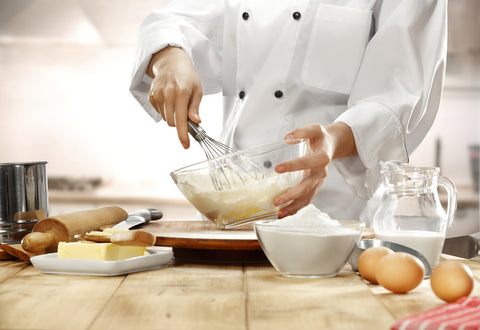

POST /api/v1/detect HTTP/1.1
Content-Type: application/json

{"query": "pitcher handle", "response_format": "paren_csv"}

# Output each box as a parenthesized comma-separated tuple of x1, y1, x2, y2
(438, 176, 457, 226)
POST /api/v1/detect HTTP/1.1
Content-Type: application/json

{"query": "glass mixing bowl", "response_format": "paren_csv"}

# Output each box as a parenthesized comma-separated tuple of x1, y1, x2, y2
(170, 139, 308, 229)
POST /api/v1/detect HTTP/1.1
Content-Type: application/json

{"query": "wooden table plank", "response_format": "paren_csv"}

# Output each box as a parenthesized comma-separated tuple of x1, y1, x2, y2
(0, 266, 124, 330)
(90, 264, 246, 330)
(145, 220, 260, 250)
(1, 254, 480, 330)
(0, 260, 28, 284)
(246, 265, 396, 330)
(369, 280, 441, 320)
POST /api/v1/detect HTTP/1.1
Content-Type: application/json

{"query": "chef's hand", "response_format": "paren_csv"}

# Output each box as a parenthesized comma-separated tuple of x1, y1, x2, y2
(147, 46, 203, 149)
(273, 122, 357, 218)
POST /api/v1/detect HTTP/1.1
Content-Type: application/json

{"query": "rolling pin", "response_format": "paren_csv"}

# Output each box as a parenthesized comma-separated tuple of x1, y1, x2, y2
(21, 206, 128, 253)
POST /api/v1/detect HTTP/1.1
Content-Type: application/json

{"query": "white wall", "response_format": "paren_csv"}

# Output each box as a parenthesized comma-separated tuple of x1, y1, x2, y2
(0, 0, 223, 199)
(0, 0, 479, 201)
(0, 42, 223, 198)
(411, 88, 480, 187)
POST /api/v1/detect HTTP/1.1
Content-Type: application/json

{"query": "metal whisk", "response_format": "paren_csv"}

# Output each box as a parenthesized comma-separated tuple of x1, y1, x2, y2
(187, 119, 264, 191)
(187, 120, 236, 159)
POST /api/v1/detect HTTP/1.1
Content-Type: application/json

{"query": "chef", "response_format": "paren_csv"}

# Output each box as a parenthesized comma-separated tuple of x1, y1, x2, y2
(130, 0, 447, 221)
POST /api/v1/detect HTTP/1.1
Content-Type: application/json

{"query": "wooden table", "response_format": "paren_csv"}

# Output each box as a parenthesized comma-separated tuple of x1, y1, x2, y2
(1, 254, 479, 330)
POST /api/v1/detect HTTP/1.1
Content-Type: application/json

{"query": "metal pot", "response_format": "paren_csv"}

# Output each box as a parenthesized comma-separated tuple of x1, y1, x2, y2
(0, 161, 48, 243)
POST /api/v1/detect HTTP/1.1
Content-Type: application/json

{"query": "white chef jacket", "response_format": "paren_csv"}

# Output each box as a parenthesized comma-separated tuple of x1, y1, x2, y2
(130, 0, 447, 221)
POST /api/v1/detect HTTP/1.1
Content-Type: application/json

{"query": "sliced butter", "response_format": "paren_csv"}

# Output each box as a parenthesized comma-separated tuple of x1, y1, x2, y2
(58, 241, 146, 261)
(84, 228, 129, 236)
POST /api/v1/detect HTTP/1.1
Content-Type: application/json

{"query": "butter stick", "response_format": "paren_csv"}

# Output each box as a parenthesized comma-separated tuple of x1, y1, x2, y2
(57, 242, 146, 261)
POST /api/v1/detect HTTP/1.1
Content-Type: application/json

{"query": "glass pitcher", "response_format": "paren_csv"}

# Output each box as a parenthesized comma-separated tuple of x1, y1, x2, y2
(373, 161, 457, 267)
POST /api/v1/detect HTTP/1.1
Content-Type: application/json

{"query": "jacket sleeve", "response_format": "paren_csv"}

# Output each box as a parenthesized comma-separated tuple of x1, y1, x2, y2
(129, 0, 224, 121)
(333, 0, 448, 199)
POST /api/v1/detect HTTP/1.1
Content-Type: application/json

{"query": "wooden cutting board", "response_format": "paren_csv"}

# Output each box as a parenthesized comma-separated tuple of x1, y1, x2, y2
(142, 220, 267, 264)
(0, 246, 14, 260)
(0, 243, 37, 263)
(144, 220, 260, 250)
(142, 221, 375, 264)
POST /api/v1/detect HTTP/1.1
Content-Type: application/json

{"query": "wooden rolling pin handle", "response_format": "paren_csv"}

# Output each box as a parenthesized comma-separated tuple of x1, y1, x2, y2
(21, 231, 58, 253)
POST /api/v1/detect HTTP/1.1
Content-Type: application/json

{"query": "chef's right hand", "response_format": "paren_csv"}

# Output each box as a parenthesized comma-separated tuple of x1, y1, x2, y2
(147, 46, 203, 149)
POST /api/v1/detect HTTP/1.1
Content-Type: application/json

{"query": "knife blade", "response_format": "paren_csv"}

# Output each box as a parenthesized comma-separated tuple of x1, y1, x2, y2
(112, 208, 163, 230)
(442, 232, 480, 259)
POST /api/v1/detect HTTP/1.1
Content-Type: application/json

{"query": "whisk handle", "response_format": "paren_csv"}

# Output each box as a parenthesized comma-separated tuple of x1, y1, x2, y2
(187, 119, 207, 142)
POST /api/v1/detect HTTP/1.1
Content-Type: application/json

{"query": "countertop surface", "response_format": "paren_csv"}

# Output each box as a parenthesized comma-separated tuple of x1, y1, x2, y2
(1, 253, 479, 330)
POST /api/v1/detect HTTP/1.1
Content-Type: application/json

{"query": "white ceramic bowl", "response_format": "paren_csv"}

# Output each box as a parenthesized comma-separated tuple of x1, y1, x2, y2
(171, 139, 308, 229)
(254, 220, 365, 278)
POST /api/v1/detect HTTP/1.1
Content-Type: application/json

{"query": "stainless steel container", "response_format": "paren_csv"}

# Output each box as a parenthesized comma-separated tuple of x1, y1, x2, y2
(0, 161, 48, 243)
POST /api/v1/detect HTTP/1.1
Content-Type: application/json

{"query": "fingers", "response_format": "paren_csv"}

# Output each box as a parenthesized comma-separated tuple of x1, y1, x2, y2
(175, 83, 203, 148)
(274, 123, 343, 218)
(148, 88, 165, 120)
(163, 86, 176, 127)
(274, 166, 327, 218)
(146, 47, 204, 149)
(275, 152, 330, 174)
(277, 194, 312, 218)
(148, 77, 203, 149)
(188, 84, 203, 124)
(275, 176, 323, 218)
(275, 156, 308, 173)
(274, 171, 324, 205)
(174, 90, 190, 149)
(286, 123, 325, 140)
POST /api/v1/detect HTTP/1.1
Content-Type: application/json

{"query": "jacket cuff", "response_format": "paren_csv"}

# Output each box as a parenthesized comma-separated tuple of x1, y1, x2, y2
(333, 101, 408, 199)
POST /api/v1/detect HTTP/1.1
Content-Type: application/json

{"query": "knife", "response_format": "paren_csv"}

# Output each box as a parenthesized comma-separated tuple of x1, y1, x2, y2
(112, 208, 163, 230)
(442, 232, 480, 259)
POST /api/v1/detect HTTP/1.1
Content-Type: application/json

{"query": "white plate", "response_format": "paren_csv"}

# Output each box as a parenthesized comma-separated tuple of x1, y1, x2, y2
(30, 248, 173, 276)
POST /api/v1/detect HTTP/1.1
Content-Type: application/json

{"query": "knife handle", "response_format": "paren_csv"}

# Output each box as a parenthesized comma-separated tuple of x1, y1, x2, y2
(148, 209, 163, 221)
(129, 208, 163, 222)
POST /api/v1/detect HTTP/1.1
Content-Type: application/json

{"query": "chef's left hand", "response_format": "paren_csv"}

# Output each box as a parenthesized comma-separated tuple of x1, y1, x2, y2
(273, 122, 357, 218)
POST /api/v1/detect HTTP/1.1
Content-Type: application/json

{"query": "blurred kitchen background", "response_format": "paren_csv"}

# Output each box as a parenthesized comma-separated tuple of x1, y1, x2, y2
(0, 0, 479, 235)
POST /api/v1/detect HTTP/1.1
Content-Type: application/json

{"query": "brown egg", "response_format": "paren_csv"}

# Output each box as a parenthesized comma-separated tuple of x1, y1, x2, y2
(376, 252, 425, 293)
(430, 260, 474, 303)
(358, 246, 394, 284)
